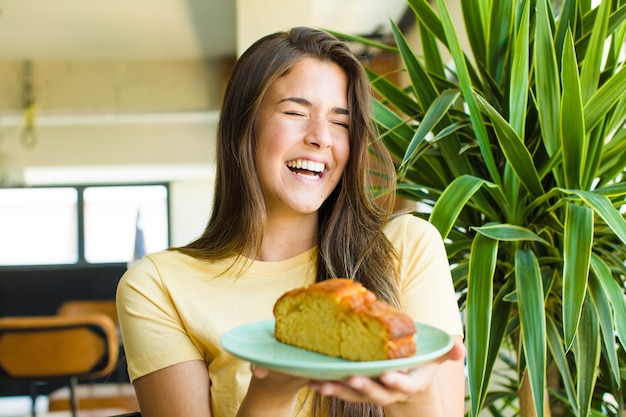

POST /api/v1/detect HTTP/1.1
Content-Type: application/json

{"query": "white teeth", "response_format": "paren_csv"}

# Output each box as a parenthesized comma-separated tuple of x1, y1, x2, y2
(287, 159, 325, 173)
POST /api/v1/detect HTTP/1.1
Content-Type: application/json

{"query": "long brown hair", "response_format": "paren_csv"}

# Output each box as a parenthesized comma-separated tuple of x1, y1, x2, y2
(176, 27, 399, 417)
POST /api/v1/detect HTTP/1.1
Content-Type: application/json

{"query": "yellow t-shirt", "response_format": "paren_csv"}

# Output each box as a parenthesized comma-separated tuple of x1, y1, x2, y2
(116, 214, 463, 417)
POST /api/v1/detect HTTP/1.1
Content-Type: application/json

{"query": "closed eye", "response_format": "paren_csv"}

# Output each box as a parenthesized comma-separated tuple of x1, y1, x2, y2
(284, 111, 305, 116)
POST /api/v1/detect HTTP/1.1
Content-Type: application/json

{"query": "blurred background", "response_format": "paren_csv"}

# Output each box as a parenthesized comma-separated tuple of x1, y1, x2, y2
(0, 0, 414, 250)
(0, 0, 430, 414)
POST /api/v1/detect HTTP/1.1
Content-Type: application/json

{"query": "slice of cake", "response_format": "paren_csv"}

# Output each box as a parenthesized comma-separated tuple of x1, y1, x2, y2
(273, 278, 417, 361)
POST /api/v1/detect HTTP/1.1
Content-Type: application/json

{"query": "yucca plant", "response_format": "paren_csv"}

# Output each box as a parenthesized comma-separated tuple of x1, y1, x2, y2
(332, 0, 626, 416)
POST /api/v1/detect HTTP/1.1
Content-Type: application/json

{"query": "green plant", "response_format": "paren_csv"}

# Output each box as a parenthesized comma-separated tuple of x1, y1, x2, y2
(331, 0, 626, 415)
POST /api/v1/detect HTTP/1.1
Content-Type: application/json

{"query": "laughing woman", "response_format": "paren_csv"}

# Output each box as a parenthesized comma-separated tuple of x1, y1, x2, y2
(117, 27, 465, 417)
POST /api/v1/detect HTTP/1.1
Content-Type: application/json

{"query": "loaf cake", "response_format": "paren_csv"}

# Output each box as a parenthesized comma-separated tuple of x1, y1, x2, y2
(273, 278, 417, 361)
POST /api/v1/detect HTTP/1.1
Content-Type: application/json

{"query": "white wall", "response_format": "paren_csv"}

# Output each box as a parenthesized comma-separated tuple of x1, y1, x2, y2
(1, 115, 219, 248)
(169, 178, 215, 247)
(0, 57, 227, 247)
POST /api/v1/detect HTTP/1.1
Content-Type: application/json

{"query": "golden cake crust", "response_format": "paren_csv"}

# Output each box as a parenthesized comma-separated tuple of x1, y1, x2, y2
(273, 278, 417, 361)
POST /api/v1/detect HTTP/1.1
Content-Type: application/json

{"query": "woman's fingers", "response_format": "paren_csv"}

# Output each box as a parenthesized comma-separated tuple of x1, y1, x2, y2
(442, 338, 466, 362)
(310, 375, 412, 406)
(310, 338, 466, 406)
(379, 338, 465, 391)
(250, 364, 269, 379)
(250, 365, 310, 394)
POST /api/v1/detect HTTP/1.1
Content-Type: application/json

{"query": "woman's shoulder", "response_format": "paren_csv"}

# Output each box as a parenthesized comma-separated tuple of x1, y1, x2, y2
(120, 249, 198, 285)
(384, 212, 442, 239)
(136, 248, 192, 269)
(145, 248, 189, 262)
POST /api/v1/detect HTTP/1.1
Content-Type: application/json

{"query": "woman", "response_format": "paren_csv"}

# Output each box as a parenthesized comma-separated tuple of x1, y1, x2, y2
(117, 27, 465, 417)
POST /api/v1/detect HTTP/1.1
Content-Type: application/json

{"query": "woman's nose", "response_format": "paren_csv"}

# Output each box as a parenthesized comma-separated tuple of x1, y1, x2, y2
(304, 117, 333, 149)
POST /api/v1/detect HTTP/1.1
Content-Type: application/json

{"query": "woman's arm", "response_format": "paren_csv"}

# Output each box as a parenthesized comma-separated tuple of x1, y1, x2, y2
(132, 354, 311, 417)
(133, 360, 212, 417)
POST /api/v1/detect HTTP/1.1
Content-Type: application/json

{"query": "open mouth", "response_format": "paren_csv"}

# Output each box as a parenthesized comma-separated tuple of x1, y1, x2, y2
(286, 159, 325, 179)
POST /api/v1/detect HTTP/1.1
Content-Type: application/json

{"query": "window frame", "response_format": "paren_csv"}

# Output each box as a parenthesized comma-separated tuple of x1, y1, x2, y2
(0, 182, 171, 271)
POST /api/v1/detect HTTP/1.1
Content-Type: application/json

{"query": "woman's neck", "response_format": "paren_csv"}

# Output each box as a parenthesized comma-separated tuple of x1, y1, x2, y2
(256, 213, 318, 262)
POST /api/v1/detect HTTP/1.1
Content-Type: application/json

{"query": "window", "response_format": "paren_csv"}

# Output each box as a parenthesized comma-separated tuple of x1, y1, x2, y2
(84, 185, 168, 263)
(0, 184, 169, 266)
(0, 188, 78, 265)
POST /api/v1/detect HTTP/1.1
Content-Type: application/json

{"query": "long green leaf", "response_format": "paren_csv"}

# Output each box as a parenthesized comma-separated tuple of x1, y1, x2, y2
(562, 203, 594, 348)
(546, 316, 577, 411)
(487, 0, 513, 84)
(584, 66, 626, 131)
(576, 3, 626, 60)
(466, 233, 498, 417)
(554, 0, 579, 60)
(605, 92, 626, 142)
(588, 270, 621, 385)
(481, 282, 514, 401)
(575, 295, 601, 417)
(582, 126, 605, 191)
(365, 67, 422, 118)
(388, 20, 477, 182)
(560, 29, 586, 190)
(593, 182, 626, 198)
(429, 175, 489, 239)
(563, 189, 626, 245)
(436, 0, 502, 186)
(597, 126, 626, 183)
(418, 20, 445, 77)
(371, 99, 415, 144)
(460, 0, 487, 68)
(322, 29, 397, 53)
(608, 13, 626, 71)
(475, 94, 545, 197)
(590, 253, 626, 353)
(509, 0, 530, 138)
(535, 0, 561, 158)
(515, 249, 547, 417)
(399, 89, 460, 174)
(390, 20, 438, 110)
(406, 0, 446, 43)
(473, 224, 549, 245)
(430, 120, 472, 142)
(580, 0, 610, 103)
(502, 0, 529, 219)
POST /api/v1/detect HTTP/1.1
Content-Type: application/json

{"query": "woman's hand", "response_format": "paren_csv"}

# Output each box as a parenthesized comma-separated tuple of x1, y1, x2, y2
(236, 366, 310, 417)
(249, 364, 311, 396)
(308, 337, 466, 416)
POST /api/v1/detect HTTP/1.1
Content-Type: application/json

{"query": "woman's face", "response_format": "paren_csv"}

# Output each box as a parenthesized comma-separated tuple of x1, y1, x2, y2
(254, 57, 350, 219)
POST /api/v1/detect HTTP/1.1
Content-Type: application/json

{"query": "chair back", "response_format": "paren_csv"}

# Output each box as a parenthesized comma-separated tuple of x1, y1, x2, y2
(0, 313, 118, 381)
(58, 300, 118, 325)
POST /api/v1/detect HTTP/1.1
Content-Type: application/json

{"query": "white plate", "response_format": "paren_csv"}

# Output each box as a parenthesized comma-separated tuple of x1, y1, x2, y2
(220, 319, 453, 380)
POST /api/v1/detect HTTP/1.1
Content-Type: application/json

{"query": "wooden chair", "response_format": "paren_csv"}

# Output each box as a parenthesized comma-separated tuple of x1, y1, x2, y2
(57, 300, 118, 325)
(47, 383, 139, 414)
(48, 300, 138, 414)
(0, 314, 118, 417)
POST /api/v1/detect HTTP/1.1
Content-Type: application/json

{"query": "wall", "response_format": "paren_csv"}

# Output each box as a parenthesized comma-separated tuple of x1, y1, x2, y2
(0, 58, 228, 246)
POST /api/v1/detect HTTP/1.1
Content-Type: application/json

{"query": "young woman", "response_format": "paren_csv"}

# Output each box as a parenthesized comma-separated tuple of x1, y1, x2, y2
(117, 27, 465, 417)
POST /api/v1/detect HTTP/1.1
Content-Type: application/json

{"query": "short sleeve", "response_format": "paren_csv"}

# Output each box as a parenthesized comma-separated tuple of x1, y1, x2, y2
(116, 255, 204, 382)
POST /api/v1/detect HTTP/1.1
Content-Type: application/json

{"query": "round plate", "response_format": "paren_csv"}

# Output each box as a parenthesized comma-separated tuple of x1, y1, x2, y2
(220, 319, 453, 380)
